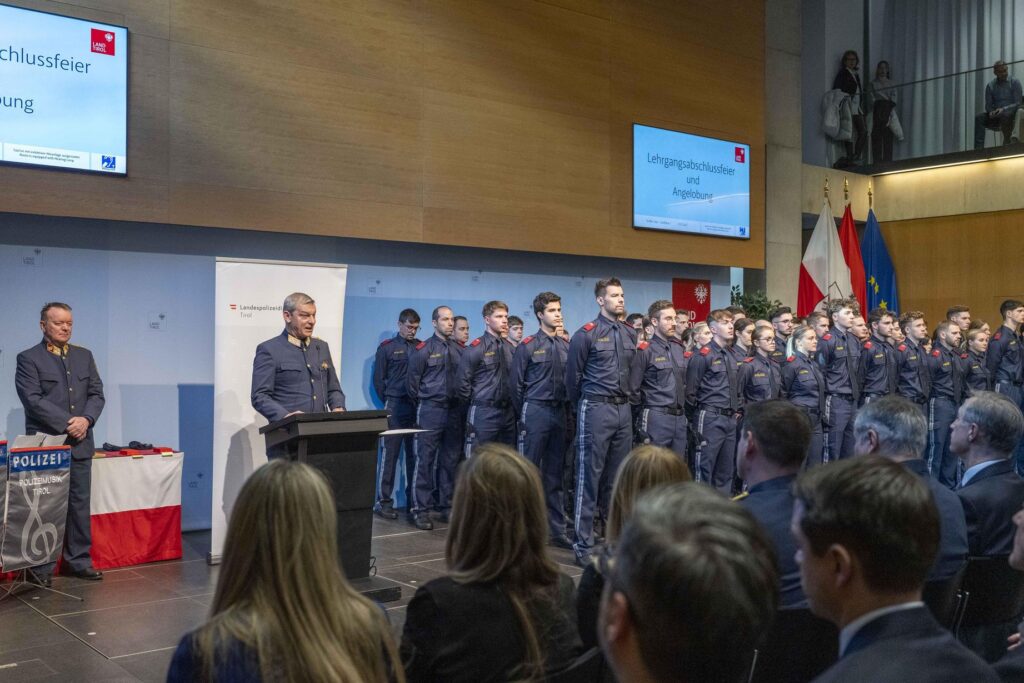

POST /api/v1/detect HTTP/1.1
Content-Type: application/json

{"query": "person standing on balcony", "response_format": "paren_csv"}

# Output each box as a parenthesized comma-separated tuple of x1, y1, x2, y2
(871, 60, 898, 162)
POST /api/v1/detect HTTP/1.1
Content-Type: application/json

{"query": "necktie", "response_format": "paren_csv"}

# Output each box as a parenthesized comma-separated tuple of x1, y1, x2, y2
(950, 348, 963, 403)
(613, 325, 629, 396)
(767, 358, 778, 398)
(723, 346, 739, 411)
(842, 331, 860, 401)
(886, 342, 898, 394)
(917, 344, 931, 398)
(551, 335, 565, 401)
(496, 336, 508, 401)
(666, 339, 685, 408)
(811, 358, 826, 416)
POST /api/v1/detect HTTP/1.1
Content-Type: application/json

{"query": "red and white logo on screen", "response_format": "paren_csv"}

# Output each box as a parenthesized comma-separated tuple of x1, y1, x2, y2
(735, 147, 745, 163)
(91, 28, 115, 55)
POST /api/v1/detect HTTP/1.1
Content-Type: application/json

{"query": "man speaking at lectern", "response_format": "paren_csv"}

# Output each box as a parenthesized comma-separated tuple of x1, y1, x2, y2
(251, 292, 345, 459)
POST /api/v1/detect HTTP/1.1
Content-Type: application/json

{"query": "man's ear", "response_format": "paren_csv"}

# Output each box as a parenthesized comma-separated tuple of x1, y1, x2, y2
(600, 590, 632, 647)
(828, 543, 856, 588)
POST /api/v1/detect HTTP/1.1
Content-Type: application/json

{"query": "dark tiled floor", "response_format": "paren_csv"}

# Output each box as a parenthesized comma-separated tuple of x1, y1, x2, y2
(0, 517, 583, 680)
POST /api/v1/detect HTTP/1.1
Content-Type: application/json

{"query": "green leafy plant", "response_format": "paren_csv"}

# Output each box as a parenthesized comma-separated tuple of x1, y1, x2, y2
(730, 286, 783, 321)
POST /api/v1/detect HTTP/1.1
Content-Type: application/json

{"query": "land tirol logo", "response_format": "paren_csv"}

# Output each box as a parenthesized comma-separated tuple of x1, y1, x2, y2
(91, 29, 115, 55)
(734, 147, 745, 163)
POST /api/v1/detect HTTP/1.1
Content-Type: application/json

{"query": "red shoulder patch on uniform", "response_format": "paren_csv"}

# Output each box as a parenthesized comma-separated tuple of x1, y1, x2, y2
(932, 349, 941, 357)
(522, 336, 534, 345)
(470, 338, 482, 347)
(380, 338, 392, 346)
(583, 322, 596, 331)
(897, 344, 907, 352)
(787, 356, 796, 362)
(700, 346, 711, 356)
(637, 341, 649, 350)
(863, 341, 872, 349)
(994, 332, 1002, 340)
(684, 350, 693, 358)
(822, 333, 832, 341)
(743, 357, 754, 363)
(416, 341, 426, 350)
(961, 353, 969, 359)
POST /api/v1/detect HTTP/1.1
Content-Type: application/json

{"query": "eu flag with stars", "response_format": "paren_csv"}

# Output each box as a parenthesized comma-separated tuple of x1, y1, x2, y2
(861, 209, 899, 313)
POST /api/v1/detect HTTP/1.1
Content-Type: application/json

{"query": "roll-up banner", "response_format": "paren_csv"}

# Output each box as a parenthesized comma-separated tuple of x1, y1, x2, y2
(2, 446, 71, 571)
(211, 259, 347, 563)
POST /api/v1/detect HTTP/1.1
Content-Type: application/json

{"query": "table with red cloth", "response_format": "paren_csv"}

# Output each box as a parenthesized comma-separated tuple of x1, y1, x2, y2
(89, 450, 184, 570)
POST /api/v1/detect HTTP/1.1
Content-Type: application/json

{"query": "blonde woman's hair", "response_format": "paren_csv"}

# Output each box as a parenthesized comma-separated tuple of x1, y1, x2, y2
(786, 324, 816, 359)
(447, 443, 561, 680)
(195, 460, 402, 682)
(607, 445, 692, 543)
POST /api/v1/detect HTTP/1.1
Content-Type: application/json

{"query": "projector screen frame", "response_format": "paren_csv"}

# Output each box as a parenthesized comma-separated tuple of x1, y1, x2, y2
(631, 122, 751, 241)
(0, 2, 129, 178)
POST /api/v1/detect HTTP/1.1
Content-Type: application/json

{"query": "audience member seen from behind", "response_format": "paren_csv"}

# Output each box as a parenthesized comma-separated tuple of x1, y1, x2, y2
(993, 504, 1024, 680)
(951, 391, 1024, 557)
(735, 399, 811, 608)
(974, 60, 1023, 149)
(400, 443, 582, 682)
(576, 445, 691, 649)
(792, 457, 997, 682)
(599, 484, 778, 683)
(166, 460, 402, 682)
(852, 396, 968, 582)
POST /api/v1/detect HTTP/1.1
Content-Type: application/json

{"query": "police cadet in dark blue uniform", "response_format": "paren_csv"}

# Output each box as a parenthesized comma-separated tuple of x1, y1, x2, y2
(456, 301, 516, 453)
(769, 306, 794, 364)
(986, 299, 1024, 473)
(565, 277, 636, 565)
(859, 307, 897, 404)
(815, 298, 861, 461)
(629, 300, 689, 460)
(371, 308, 421, 520)
(685, 309, 740, 492)
(926, 321, 965, 489)
(251, 293, 346, 456)
(511, 291, 572, 548)
(406, 306, 458, 530)
(740, 325, 781, 402)
(440, 315, 471, 512)
(964, 327, 992, 394)
(780, 324, 827, 466)
(894, 311, 931, 417)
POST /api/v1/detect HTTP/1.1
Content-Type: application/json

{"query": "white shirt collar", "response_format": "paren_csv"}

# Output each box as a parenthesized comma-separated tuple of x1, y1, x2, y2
(960, 459, 1003, 487)
(839, 602, 924, 656)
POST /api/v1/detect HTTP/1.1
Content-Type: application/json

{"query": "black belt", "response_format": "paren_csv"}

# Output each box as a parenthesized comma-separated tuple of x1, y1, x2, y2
(997, 380, 1024, 387)
(472, 399, 510, 408)
(911, 396, 928, 405)
(584, 394, 628, 405)
(646, 405, 684, 416)
(799, 407, 821, 420)
(420, 398, 448, 406)
(526, 398, 567, 407)
(700, 406, 737, 417)
(827, 393, 854, 402)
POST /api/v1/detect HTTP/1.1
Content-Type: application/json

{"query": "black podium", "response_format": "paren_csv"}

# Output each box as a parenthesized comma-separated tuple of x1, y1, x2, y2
(259, 410, 401, 603)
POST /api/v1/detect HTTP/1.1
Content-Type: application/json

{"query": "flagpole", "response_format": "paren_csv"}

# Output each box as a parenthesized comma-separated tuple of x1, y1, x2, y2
(824, 176, 831, 309)
(868, 181, 873, 210)
(843, 176, 849, 205)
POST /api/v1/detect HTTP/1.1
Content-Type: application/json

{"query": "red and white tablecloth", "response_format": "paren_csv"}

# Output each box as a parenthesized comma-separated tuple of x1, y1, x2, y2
(89, 451, 184, 570)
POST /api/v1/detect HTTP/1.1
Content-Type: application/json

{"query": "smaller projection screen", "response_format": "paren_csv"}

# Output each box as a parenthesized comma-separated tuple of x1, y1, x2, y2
(0, 4, 128, 175)
(633, 123, 750, 239)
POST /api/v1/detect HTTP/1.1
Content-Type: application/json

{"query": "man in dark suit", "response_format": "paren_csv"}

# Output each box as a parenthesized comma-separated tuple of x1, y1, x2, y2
(735, 399, 810, 608)
(15, 302, 105, 581)
(793, 457, 996, 682)
(951, 391, 1024, 556)
(853, 395, 968, 581)
(251, 292, 345, 458)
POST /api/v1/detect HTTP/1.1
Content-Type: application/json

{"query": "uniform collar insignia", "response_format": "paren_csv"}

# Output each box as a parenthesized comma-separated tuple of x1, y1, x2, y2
(45, 341, 70, 356)
(286, 332, 309, 349)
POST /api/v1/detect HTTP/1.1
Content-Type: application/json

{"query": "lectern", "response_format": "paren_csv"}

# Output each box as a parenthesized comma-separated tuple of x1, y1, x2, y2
(259, 410, 400, 602)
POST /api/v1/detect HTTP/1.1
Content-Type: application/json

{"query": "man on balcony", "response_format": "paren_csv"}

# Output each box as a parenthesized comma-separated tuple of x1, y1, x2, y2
(974, 60, 1023, 149)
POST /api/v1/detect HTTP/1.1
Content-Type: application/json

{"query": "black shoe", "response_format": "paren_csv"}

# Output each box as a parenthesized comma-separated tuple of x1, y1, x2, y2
(69, 567, 103, 581)
(374, 504, 399, 520)
(574, 553, 591, 569)
(436, 510, 451, 523)
(412, 515, 433, 531)
(549, 536, 574, 550)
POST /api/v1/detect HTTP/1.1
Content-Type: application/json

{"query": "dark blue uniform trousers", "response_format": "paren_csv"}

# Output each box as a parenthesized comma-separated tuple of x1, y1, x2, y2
(376, 396, 416, 510)
(436, 403, 466, 512)
(927, 397, 959, 489)
(412, 400, 448, 515)
(638, 407, 688, 461)
(518, 401, 568, 539)
(692, 409, 736, 492)
(464, 403, 515, 456)
(995, 382, 1024, 475)
(573, 399, 632, 561)
(802, 411, 826, 468)
(824, 395, 857, 461)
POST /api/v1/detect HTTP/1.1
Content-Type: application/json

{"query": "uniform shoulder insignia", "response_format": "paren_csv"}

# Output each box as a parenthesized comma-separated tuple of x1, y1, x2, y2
(684, 350, 693, 358)
(379, 338, 392, 346)
(932, 349, 941, 357)
(732, 491, 749, 501)
(787, 355, 796, 362)
(522, 335, 534, 345)
(416, 341, 426, 350)
(897, 344, 907, 352)
(637, 341, 649, 350)
(994, 332, 1002, 340)
(822, 333, 832, 341)
(961, 353, 969, 359)
(583, 322, 596, 332)
(470, 338, 482, 347)
(743, 357, 754, 363)
(700, 346, 711, 356)
(863, 341, 872, 349)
